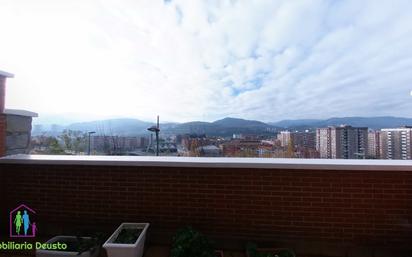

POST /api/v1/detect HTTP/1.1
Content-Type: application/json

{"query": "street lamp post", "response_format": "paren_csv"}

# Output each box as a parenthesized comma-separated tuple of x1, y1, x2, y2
(88, 131, 96, 155)
(147, 116, 160, 156)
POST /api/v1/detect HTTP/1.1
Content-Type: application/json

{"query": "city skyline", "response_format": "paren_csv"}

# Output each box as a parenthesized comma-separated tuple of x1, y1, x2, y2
(1, 0, 412, 122)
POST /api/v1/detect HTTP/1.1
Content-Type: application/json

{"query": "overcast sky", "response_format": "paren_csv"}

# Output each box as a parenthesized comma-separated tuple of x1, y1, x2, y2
(0, 0, 411, 123)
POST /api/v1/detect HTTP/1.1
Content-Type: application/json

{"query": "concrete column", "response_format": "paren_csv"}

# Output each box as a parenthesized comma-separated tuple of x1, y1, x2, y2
(0, 76, 5, 114)
(0, 71, 14, 157)
(0, 113, 6, 157)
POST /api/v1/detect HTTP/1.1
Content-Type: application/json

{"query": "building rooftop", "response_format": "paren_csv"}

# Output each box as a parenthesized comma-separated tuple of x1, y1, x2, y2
(198, 145, 220, 150)
(4, 108, 38, 117)
(381, 127, 412, 131)
(0, 70, 14, 78)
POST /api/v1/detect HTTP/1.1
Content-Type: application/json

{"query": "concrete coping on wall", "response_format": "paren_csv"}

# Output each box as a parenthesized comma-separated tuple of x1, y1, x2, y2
(4, 109, 38, 117)
(1, 154, 412, 171)
(0, 70, 14, 78)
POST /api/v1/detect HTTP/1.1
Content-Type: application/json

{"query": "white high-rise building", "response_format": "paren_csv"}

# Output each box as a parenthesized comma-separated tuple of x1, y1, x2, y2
(368, 131, 381, 159)
(380, 127, 412, 160)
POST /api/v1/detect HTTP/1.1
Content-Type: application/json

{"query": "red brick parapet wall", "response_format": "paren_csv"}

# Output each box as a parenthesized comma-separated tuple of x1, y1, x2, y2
(1, 161, 412, 255)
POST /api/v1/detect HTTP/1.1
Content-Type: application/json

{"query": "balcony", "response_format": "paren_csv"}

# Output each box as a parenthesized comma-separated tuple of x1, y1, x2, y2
(1, 156, 412, 257)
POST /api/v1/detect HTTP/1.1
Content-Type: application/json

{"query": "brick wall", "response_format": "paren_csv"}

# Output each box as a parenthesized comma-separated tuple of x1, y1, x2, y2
(1, 163, 412, 255)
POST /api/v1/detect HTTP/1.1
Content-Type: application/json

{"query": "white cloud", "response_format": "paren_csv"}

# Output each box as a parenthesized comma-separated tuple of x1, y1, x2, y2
(0, 0, 411, 123)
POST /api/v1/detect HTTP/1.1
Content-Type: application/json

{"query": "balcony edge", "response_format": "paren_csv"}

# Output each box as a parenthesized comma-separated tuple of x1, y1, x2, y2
(1, 154, 412, 171)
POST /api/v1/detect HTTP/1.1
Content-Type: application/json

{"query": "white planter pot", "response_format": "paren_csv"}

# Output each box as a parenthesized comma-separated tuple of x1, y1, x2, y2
(103, 223, 150, 257)
(36, 236, 100, 257)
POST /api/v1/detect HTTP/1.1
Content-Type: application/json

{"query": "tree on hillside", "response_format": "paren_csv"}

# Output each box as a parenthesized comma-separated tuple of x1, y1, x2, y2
(285, 140, 295, 158)
(48, 138, 65, 154)
(59, 130, 87, 154)
(59, 130, 73, 151)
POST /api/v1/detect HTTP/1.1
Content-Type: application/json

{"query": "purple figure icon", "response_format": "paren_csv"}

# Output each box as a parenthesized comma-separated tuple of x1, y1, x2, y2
(32, 222, 37, 236)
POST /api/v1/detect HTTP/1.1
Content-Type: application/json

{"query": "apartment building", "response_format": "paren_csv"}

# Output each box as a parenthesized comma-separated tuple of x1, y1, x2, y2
(278, 131, 316, 149)
(380, 127, 412, 160)
(277, 131, 291, 147)
(368, 130, 381, 159)
(316, 125, 368, 159)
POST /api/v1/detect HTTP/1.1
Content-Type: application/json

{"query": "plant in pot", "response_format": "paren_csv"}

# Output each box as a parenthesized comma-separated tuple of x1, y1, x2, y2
(36, 235, 103, 257)
(171, 226, 223, 257)
(246, 242, 296, 257)
(103, 223, 150, 257)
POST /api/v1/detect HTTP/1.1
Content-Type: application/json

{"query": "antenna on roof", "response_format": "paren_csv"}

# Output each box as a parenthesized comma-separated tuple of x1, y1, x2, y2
(147, 115, 160, 156)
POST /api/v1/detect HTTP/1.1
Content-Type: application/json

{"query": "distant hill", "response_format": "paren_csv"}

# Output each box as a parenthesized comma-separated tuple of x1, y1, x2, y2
(269, 119, 322, 128)
(33, 118, 156, 136)
(271, 116, 412, 129)
(213, 117, 268, 127)
(66, 118, 152, 135)
(167, 121, 216, 135)
(33, 116, 412, 137)
(34, 117, 278, 137)
(168, 117, 278, 136)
